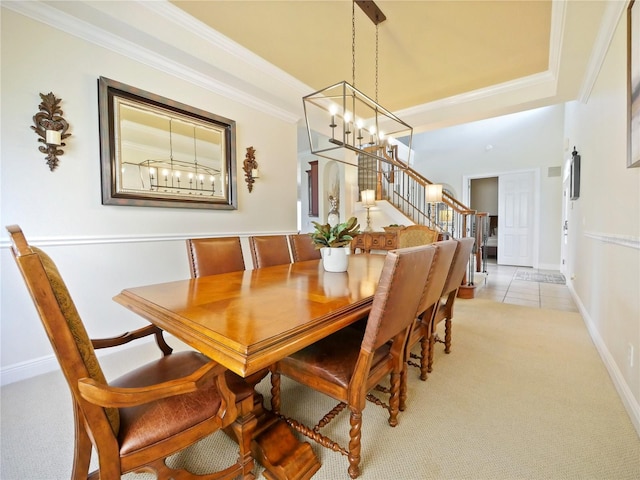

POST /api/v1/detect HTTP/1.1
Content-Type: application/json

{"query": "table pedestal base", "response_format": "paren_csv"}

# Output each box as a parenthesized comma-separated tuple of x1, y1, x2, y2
(250, 394, 321, 480)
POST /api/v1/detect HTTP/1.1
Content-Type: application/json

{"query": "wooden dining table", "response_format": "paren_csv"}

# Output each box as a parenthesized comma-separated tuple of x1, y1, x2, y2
(113, 253, 387, 480)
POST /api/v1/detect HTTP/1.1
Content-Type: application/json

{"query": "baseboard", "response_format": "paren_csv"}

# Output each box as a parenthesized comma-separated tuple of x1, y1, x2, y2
(537, 262, 562, 271)
(0, 354, 60, 386)
(0, 335, 159, 387)
(567, 283, 640, 437)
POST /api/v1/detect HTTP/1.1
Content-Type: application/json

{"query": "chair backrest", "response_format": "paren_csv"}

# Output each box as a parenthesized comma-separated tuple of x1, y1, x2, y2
(6, 225, 120, 434)
(186, 237, 245, 278)
(288, 234, 321, 262)
(441, 237, 476, 297)
(249, 235, 291, 268)
(416, 240, 458, 318)
(363, 245, 436, 352)
(397, 225, 439, 248)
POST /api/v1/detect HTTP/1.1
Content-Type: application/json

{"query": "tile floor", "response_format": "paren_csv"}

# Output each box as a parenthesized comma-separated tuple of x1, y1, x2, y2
(471, 259, 579, 312)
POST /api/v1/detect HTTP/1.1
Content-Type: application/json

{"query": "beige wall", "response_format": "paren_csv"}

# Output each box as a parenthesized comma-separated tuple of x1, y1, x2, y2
(563, 10, 640, 430)
(0, 9, 298, 377)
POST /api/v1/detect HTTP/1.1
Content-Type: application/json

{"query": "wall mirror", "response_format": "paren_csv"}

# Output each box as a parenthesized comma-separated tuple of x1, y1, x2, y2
(98, 77, 237, 209)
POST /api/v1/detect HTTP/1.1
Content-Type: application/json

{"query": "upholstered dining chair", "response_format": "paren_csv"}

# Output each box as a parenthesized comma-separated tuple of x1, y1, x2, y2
(397, 224, 439, 248)
(404, 240, 457, 378)
(186, 236, 245, 277)
(428, 236, 476, 373)
(248, 235, 291, 268)
(7, 225, 256, 480)
(288, 233, 321, 262)
(270, 245, 436, 479)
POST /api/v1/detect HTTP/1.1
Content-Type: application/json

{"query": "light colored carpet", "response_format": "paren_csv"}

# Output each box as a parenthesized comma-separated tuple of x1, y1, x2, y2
(1, 299, 638, 479)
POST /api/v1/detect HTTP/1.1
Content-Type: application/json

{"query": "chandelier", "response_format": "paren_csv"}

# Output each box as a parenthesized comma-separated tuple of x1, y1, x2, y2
(128, 118, 222, 196)
(303, 0, 413, 169)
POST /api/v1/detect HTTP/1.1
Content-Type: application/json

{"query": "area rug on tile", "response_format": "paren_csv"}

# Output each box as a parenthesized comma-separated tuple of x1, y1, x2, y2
(514, 271, 566, 284)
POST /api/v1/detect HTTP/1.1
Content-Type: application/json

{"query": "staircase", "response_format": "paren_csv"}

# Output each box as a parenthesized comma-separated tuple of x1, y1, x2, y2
(357, 148, 490, 294)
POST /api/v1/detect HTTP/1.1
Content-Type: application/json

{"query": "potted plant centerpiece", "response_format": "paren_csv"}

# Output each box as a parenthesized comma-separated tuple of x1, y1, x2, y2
(310, 216, 360, 272)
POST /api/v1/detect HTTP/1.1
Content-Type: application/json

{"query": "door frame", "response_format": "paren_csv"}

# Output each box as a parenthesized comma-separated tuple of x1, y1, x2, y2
(560, 156, 572, 275)
(463, 168, 541, 268)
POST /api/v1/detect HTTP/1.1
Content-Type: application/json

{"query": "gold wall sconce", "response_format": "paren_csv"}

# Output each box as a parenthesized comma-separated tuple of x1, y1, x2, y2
(243, 146, 259, 192)
(31, 92, 71, 171)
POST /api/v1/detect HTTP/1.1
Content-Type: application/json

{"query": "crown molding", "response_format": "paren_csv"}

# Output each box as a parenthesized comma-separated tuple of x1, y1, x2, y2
(577, 0, 629, 102)
(4, 0, 605, 131)
(2, 0, 302, 123)
(142, 1, 311, 98)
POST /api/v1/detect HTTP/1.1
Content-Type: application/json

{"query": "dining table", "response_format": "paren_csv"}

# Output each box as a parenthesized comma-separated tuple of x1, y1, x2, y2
(113, 253, 387, 480)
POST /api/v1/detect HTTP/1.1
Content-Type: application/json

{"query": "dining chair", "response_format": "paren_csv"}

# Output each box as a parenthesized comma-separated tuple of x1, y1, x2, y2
(270, 244, 436, 479)
(399, 240, 457, 410)
(7, 225, 256, 480)
(186, 236, 245, 277)
(428, 236, 476, 373)
(288, 233, 321, 262)
(248, 235, 291, 268)
(397, 224, 439, 248)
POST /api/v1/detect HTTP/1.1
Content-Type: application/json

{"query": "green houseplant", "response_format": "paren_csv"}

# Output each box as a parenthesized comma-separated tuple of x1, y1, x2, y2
(310, 217, 360, 272)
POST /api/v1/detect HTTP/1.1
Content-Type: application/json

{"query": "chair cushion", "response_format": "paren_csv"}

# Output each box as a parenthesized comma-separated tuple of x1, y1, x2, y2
(279, 328, 390, 389)
(112, 351, 252, 455)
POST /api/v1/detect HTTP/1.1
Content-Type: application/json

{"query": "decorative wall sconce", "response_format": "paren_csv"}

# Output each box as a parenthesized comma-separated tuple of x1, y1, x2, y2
(31, 92, 71, 171)
(243, 146, 259, 192)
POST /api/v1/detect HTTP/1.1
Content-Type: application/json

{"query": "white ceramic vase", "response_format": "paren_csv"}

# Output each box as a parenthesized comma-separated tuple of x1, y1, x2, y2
(320, 247, 349, 272)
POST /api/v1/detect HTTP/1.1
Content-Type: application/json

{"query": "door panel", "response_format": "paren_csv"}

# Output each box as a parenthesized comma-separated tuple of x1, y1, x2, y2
(498, 171, 534, 266)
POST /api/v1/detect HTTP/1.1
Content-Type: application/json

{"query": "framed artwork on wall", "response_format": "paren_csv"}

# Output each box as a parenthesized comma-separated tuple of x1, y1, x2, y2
(628, 0, 639, 168)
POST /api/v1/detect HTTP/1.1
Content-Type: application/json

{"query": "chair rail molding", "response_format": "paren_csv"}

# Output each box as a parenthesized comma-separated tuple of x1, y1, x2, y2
(583, 231, 640, 250)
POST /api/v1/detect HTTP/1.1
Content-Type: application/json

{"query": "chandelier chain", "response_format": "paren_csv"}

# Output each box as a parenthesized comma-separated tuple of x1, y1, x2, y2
(352, 0, 356, 88)
(375, 23, 379, 103)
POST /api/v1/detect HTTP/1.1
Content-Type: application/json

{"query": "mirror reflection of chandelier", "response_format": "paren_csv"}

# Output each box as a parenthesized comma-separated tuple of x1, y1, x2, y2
(140, 119, 221, 196)
(303, 0, 413, 169)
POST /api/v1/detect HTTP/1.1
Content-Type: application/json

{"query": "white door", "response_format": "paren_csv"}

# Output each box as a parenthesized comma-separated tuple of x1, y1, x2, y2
(498, 171, 534, 266)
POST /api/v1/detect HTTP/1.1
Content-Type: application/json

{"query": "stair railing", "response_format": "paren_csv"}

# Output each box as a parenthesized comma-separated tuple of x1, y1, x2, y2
(356, 147, 487, 286)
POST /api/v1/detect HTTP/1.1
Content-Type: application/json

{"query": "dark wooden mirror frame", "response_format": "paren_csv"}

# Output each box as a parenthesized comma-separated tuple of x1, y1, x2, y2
(98, 77, 237, 209)
(628, 0, 639, 168)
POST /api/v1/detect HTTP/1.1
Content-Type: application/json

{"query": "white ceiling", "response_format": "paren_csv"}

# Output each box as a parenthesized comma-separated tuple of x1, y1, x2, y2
(6, 1, 624, 145)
